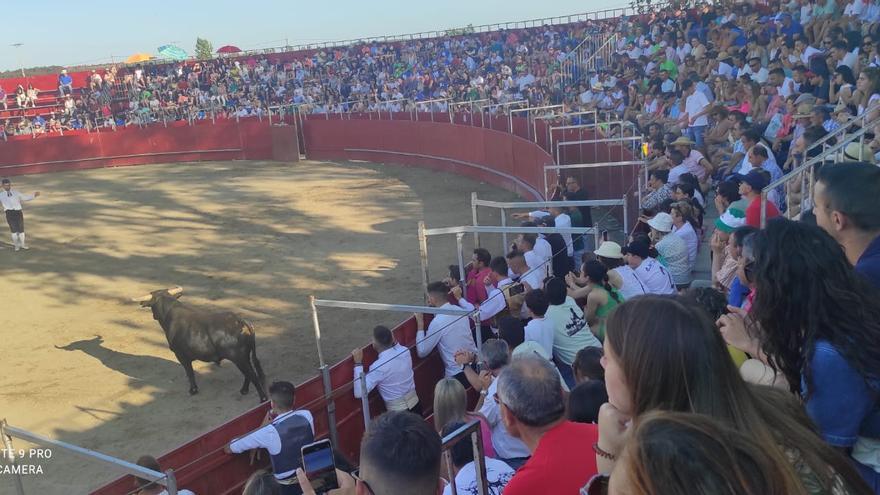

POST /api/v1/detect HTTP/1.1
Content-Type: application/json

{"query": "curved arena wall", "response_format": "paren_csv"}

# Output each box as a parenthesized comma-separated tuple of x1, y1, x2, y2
(0, 116, 629, 494)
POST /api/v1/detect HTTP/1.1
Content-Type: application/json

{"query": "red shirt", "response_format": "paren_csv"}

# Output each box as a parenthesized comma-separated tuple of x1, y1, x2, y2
(465, 267, 491, 305)
(745, 196, 780, 228)
(504, 421, 599, 495)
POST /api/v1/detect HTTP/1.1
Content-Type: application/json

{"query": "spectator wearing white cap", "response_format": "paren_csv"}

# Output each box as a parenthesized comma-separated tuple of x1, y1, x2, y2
(648, 212, 692, 290)
(592, 241, 647, 300)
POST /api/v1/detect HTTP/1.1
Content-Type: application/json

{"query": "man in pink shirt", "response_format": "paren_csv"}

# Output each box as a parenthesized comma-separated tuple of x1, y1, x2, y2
(465, 248, 492, 305)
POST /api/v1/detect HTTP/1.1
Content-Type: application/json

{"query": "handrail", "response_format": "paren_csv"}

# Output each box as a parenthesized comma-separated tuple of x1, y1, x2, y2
(473, 199, 624, 208)
(1, 419, 178, 494)
(312, 299, 471, 315)
(803, 102, 880, 158)
(761, 121, 875, 226)
(442, 421, 489, 495)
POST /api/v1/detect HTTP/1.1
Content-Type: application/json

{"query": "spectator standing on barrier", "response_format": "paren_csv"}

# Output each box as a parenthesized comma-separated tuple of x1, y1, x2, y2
(499, 356, 599, 495)
(564, 175, 594, 228)
(441, 420, 514, 495)
(225, 381, 314, 495)
(0, 178, 40, 252)
(532, 217, 569, 278)
(352, 325, 421, 415)
(299, 411, 442, 495)
(465, 248, 492, 306)
(545, 277, 601, 389)
(416, 281, 478, 384)
(133, 455, 196, 495)
(813, 162, 880, 288)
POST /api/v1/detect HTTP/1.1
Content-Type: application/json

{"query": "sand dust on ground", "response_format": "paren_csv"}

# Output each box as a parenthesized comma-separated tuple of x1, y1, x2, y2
(0, 159, 519, 494)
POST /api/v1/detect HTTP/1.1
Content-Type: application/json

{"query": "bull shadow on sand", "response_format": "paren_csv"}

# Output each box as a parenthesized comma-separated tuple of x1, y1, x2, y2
(55, 335, 182, 389)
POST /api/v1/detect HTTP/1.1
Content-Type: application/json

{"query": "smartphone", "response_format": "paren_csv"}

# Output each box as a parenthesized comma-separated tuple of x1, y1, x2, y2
(301, 439, 339, 493)
(508, 283, 526, 297)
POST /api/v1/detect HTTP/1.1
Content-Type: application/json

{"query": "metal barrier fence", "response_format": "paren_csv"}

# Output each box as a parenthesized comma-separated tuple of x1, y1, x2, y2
(0, 419, 178, 495)
(469, 193, 628, 251)
(561, 33, 619, 89)
(308, 297, 476, 443)
(761, 121, 875, 227)
(556, 135, 642, 165)
(509, 105, 564, 143)
(417, 223, 601, 296)
(441, 421, 489, 495)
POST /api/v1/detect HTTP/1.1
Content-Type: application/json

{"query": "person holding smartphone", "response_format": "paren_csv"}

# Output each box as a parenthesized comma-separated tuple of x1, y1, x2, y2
(225, 381, 315, 494)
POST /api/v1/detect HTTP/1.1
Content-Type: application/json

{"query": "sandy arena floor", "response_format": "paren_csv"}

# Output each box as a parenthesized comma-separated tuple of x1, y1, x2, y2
(0, 159, 518, 494)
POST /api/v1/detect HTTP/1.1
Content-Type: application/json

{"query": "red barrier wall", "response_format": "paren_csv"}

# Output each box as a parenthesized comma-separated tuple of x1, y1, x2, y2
(303, 119, 553, 201)
(93, 316, 445, 495)
(0, 119, 279, 176)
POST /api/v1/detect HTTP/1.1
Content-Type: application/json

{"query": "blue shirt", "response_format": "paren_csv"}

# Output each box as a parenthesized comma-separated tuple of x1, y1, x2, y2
(727, 276, 750, 308)
(59, 74, 72, 85)
(856, 235, 880, 289)
(804, 340, 880, 447)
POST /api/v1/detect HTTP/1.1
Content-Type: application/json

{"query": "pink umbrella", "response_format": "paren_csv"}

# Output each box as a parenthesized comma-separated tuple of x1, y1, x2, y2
(216, 45, 242, 54)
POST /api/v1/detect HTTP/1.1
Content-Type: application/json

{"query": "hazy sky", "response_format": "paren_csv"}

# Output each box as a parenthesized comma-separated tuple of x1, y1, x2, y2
(1, 0, 628, 71)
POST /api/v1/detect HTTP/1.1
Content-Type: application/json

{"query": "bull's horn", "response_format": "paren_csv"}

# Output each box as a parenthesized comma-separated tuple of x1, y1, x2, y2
(130, 294, 152, 303)
(167, 286, 183, 295)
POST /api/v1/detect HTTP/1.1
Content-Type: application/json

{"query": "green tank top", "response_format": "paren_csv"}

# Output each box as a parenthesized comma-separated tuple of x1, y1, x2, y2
(594, 286, 624, 341)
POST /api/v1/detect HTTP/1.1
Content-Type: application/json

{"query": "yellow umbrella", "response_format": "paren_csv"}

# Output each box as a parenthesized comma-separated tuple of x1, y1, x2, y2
(125, 53, 153, 64)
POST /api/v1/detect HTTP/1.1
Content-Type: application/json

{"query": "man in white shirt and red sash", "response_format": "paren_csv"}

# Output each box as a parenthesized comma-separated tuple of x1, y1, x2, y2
(0, 178, 40, 251)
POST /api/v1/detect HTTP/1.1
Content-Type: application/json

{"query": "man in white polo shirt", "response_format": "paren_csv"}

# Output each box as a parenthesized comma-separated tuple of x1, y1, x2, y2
(1, 178, 40, 251)
(416, 281, 478, 386)
(680, 79, 712, 149)
(352, 325, 421, 415)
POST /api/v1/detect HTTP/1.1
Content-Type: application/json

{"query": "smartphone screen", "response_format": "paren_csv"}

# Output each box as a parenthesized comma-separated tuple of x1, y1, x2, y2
(301, 439, 339, 493)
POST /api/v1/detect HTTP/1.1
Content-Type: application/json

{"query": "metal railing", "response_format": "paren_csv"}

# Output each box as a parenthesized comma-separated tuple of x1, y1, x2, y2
(0, 419, 178, 495)
(308, 297, 477, 441)
(417, 222, 602, 294)
(470, 193, 628, 251)
(761, 122, 875, 226)
(442, 421, 490, 495)
(561, 33, 619, 89)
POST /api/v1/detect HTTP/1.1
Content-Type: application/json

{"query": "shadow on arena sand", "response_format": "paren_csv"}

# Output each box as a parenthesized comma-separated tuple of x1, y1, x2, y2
(0, 159, 518, 494)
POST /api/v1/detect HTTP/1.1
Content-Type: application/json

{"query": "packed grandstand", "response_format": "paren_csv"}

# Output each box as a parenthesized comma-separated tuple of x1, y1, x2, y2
(3, 0, 880, 494)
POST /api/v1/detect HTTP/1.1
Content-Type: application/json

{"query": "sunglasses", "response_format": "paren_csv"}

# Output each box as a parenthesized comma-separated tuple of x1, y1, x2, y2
(580, 473, 611, 495)
(351, 469, 376, 495)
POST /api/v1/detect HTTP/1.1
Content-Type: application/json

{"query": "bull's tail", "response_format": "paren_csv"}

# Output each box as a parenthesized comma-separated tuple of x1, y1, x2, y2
(245, 321, 266, 387)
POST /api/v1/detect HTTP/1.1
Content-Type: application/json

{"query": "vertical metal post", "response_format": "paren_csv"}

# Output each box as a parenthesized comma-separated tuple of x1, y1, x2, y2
(622, 193, 629, 235)
(471, 192, 480, 247)
(310, 296, 339, 448)
(760, 191, 768, 228)
(1, 419, 26, 495)
(164, 469, 178, 495)
(418, 221, 430, 302)
(594, 228, 601, 250)
(456, 233, 467, 287)
(359, 372, 371, 429)
(472, 428, 489, 495)
(471, 312, 483, 354)
(500, 208, 508, 253)
(444, 450, 457, 495)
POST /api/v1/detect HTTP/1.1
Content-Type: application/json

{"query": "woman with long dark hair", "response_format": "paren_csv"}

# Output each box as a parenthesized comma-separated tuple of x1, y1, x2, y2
(719, 218, 880, 491)
(598, 295, 869, 494)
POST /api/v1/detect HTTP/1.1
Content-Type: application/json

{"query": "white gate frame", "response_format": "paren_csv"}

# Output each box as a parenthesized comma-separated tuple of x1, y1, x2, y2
(509, 105, 564, 143)
(309, 297, 478, 440)
(469, 193, 628, 251)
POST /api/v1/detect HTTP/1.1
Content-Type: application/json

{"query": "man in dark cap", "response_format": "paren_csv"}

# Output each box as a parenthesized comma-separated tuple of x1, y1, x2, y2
(739, 169, 780, 227)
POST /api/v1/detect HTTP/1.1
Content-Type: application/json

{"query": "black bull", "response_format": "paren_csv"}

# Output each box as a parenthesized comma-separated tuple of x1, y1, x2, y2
(136, 289, 267, 402)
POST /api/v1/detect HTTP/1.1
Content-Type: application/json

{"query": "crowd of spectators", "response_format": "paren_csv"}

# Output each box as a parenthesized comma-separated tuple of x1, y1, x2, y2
(115, 0, 880, 493)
